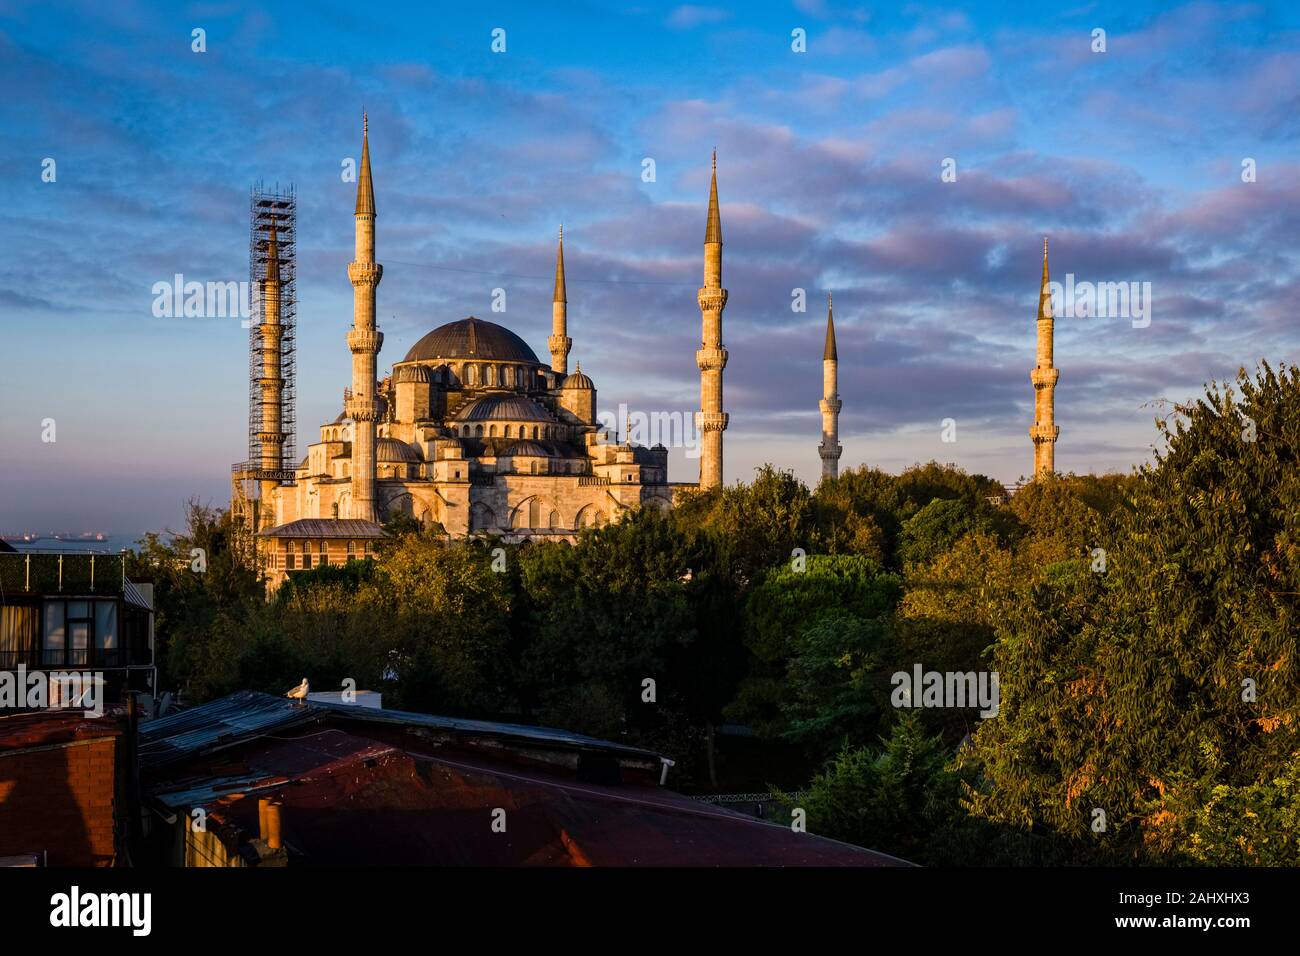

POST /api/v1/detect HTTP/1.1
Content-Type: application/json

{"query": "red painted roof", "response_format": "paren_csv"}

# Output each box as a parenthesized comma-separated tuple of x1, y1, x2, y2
(152, 727, 907, 866)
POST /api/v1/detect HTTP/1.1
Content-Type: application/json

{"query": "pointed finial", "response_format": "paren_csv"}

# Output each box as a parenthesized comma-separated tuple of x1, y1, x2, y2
(554, 224, 567, 303)
(1039, 236, 1053, 321)
(705, 151, 722, 245)
(824, 295, 837, 361)
(575, 360, 581, 372)
(355, 114, 375, 216)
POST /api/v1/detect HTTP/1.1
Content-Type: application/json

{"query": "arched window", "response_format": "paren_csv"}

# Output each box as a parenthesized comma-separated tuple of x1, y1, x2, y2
(284, 540, 295, 570)
(301, 540, 312, 569)
(528, 498, 540, 527)
(489, 424, 497, 437)
(319, 541, 329, 566)
(347, 540, 356, 559)
(504, 425, 512, 438)
(532, 426, 538, 439)
(475, 424, 484, 437)
(548, 510, 559, 529)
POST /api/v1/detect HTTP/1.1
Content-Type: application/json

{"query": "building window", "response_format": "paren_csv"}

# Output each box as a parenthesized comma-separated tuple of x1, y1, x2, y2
(489, 424, 497, 437)
(95, 601, 118, 667)
(302, 540, 312, 569)
(504, 425, 511, 438)
(364, 541, 374, 557)
(319, 541, 329, 566)
(284, 540, 295, 570)
(0, 605, 37, 668)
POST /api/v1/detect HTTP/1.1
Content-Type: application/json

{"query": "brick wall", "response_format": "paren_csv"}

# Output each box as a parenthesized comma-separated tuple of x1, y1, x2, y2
(0, 735, 119, 866)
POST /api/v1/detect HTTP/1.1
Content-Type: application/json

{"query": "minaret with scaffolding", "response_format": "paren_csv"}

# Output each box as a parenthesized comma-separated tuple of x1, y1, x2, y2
(231, 186, 298, 559)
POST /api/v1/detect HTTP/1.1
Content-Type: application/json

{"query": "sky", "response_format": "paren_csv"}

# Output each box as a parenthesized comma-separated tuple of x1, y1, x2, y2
(1, 0, 1297, 535)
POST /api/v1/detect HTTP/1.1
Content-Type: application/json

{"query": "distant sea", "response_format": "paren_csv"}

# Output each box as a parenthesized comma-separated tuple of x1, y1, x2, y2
(4, 534, 164, 554)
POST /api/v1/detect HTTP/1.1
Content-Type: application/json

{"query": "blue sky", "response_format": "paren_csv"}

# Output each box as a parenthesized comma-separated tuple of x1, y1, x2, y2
(2, 0, 1298, 534)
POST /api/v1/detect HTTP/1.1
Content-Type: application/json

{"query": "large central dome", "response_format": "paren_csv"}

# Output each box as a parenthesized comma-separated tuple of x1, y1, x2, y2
(402, 317, 541, 365)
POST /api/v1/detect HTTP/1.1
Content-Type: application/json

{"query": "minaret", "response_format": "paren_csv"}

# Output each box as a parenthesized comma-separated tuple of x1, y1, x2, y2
(818, 294, 842, 480)
(696, 150, 728, 489)
(1030, 237, 1059, 477)
(256, 220, 287, 528)
(548, 225, 571, 375)
(345, 113, 384, 521)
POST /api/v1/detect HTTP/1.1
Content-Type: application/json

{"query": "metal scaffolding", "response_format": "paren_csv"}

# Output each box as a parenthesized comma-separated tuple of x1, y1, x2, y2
(231, 184, 299, 561)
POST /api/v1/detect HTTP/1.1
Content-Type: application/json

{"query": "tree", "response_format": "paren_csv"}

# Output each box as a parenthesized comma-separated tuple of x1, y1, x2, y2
(967, 362, 1300, 863)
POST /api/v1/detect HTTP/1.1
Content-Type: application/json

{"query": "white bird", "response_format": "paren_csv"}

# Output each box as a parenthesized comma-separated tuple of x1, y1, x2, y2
(286, 678, 310, 701)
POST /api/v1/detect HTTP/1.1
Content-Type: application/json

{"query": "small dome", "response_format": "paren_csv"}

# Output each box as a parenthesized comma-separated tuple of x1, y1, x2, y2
(394, 364, 432, 384)
(376, 437, 422, 463)
(453, 393, 552, 423)
(561, 365, 594, 390)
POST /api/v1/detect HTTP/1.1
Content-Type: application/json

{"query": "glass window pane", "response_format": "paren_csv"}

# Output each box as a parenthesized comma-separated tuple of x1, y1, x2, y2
(70, 622, 89, 667)
(95, 601, 117, 650)
(68, 600, 89, 619)
(43, 601, 66, 665)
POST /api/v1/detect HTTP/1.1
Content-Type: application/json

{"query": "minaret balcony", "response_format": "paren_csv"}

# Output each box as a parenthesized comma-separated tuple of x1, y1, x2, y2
(697, 288, 728, 312)
(347, 329, 384, 353)
(348, 262, 383, 285)
(1030, 367, 1059, 388)
(696, 346, 728, 371)
(547, 334, 572, 354)
(695, 411, 729, 432)
(819, 398, 842, 414)
(1029, 423, 1060, 443)
(818, 443, 842, 461)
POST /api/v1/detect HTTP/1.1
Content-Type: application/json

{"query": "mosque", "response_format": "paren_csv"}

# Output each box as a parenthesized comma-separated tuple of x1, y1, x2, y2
(238, 118, 1058, 586)
(240, 118, 747, 584)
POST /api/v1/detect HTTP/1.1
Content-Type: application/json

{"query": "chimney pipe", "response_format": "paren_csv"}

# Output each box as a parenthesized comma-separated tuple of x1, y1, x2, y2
(264, 797, 283, 850)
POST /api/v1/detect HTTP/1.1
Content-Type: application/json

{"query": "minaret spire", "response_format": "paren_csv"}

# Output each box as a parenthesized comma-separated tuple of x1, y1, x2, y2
(345, 113, 384, 520)
(697, 151, 729, 489)
(819, 294, 842, 480)
(549, 224, 571, 375)
(1030, 236, 1059, 477)
(356, 112, 375, 217)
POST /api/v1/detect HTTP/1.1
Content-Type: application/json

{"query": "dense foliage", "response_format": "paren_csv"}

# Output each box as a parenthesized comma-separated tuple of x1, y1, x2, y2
(133, 362, 1299, 864)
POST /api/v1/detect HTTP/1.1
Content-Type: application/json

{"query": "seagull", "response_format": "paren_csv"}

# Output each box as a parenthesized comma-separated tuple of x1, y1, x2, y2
(286, 678, 310, 702)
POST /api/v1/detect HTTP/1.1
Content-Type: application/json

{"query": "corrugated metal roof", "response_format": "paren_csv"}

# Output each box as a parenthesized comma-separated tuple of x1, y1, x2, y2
(139, 690, 664, 771)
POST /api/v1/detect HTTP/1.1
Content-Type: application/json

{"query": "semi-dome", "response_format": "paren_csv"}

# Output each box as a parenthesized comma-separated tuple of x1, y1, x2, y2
(504, 440, 551, 457)
(403, 317, 541, 365)
(393, 364, 432, 383)
(453, 393, 552, 423)
(376, 437, 422, 463)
